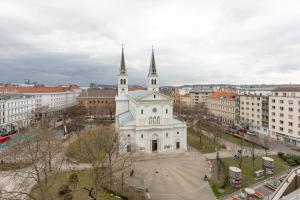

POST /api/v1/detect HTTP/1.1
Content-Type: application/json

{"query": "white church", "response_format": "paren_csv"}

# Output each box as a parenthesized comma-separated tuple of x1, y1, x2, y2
(115, 47, 187, 153)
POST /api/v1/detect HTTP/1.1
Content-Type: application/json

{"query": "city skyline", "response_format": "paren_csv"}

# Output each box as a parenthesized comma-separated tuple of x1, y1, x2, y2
(1, 0, 300, 86)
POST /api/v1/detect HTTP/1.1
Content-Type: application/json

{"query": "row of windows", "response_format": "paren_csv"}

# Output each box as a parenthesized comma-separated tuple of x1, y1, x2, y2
(240, 112, 261, 118)
(139, 132, 180, 139)
(271, 112, 298, 119)
(271, 106, 298, 112)
(120, 79, 127, 85)
(271, 125, 300, 136)
(274, 92, 297, 97)
(86, 100, 110, 104)
(241, 102, 260, 106)
(240, 117, 260, 125)
(141, 108, 168, 114)
(271, 119, 300, 126)
(241, 107, 260, 112)
(151, 79, 157, 85)
(271, 99, 300, 104)
(149, 116, 160, 125)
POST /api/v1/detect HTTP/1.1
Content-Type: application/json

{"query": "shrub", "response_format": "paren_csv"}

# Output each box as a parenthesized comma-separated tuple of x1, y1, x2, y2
(295, 157, 300, 165)
(58, 184, 71, 196)
(68, 173, 79, 185)
(286, 158, 297, 166)
(278, 152, 284, 158)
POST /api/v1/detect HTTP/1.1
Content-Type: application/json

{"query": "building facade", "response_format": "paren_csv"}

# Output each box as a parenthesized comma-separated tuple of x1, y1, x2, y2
(0, 94, 35, 132)
(77, 88, 116, 119)
(115, 47, 187, 153)
(207, 91, 236, 125)
(268, 87, 300, 147)
(0, 85, 81, 119)
(189, 87, 213, 108)
(239, 95, 269, 134)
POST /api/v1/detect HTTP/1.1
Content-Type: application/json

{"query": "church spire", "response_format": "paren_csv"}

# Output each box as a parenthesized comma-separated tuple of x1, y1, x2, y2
(117, 44, 128, 96)
(147, 46, 159, 92)
(148, 46, 157, 76)
(119, 44, 127, 75)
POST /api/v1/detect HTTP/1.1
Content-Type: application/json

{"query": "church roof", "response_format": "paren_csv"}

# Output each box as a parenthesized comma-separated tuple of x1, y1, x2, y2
(128, 90, 152, 100)
(148, 47, 157, 76)
(118, 111, 134, 125)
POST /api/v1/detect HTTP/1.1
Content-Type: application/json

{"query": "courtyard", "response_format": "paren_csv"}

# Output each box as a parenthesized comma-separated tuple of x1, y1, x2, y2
(127, 150, 216, 200)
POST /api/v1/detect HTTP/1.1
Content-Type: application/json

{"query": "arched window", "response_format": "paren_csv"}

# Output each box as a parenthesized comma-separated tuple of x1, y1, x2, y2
(166, 109, 168, 114)
(120, 79, 123, 84)
(141, 134, 143, 139)
(124, 79, 126, 85)
(153, 116, 156, 124)
(141, 109, 143, 114)
(154, 79, 156, 85)
(149, 117, 152, 124)
(157, 117, 160, 124)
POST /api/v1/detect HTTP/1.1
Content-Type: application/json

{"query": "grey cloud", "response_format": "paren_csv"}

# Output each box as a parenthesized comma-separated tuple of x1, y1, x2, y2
(0, 0, 300, 86)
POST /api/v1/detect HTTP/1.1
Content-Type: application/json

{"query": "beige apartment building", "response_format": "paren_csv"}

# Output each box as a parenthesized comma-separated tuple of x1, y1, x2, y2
(207, 91, 236, 125)
(239, 95, 269, 134)
(190, 87, 213, 107)
(268, 87, 300, 147)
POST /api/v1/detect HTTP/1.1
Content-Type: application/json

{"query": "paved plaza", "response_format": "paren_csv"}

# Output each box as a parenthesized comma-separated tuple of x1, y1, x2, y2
(128, 151, 216, 200)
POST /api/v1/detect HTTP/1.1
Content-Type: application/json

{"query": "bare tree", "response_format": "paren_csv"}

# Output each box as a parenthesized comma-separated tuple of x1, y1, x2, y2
(238, 134, 245, 168)
(66, 125, 136, 200)
(263, 135, 271, 157)
(250, 137, 258, 167)
(0, 128, 64, 200)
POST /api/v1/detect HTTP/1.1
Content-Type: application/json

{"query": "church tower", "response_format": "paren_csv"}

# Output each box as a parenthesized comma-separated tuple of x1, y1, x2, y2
(147, 47, 159, 92)
(117, 45, 128, 96)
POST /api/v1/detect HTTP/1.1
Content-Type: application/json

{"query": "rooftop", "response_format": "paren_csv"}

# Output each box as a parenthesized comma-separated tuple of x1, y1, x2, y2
(208, 91, 236, 99)
(272, 86, 300, 92)
(78, 88, 116, 98)
(128, 90, 152, 100)
(0, 85, 79, 93)
(118, 111, 134, 126)
(0, 93, 34, 100)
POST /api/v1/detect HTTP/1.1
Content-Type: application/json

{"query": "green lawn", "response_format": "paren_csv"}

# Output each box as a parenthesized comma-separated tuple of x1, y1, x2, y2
(30, 170, 120, 200)
(209, 156, 291, 198)
(199, 123, 260, 148)
(187, 128, 221, 153)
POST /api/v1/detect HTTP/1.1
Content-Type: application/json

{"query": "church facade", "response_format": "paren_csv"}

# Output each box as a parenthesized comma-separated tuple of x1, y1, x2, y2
(115, 47, 187, 153)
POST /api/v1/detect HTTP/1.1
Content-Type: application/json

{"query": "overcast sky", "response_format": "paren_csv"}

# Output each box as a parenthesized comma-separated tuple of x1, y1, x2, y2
(1, 0, 300, 86)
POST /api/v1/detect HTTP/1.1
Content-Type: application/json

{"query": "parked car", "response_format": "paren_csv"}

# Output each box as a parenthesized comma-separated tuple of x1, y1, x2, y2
(0, 130, 17, 137)
(247, 130, 257, 136)
(0, 136, 11, 143)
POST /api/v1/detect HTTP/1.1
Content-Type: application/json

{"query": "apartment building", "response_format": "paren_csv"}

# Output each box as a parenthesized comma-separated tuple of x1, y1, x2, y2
(0, 94, 35, 131)
(0, 99, 4, 129)
(0, 85, 81, 119)
(239, 95, 269, 134)
(207, 91, 236, 125)
(190, 87, 213, 107)
(268, 87, 300, 147)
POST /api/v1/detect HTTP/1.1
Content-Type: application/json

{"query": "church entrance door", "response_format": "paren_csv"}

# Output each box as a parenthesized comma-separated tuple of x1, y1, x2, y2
(176, 142, 180, 149)
(152, 140, 158, 152)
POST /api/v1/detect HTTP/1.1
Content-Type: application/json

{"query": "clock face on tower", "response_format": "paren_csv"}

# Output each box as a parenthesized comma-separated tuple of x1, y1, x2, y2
(152, 107, 157, 113)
